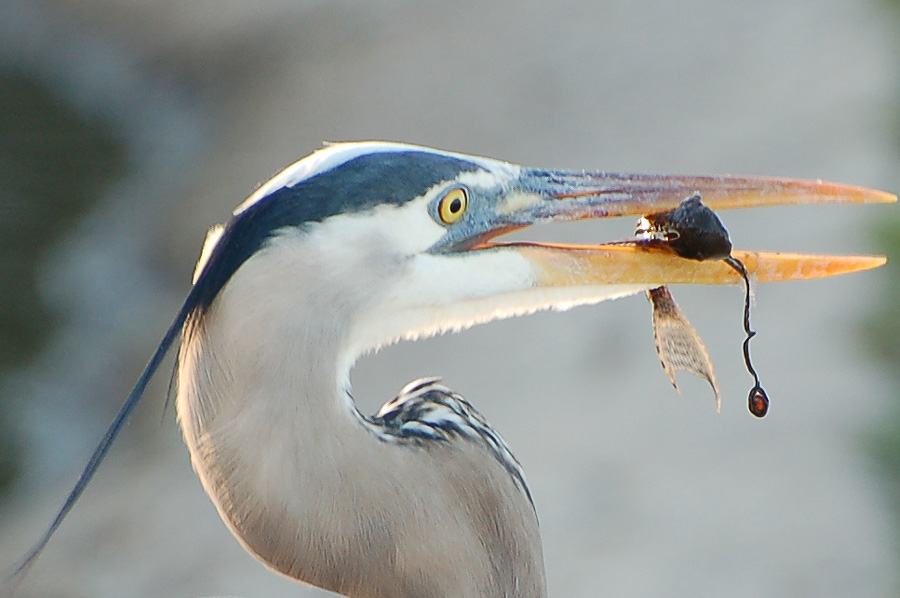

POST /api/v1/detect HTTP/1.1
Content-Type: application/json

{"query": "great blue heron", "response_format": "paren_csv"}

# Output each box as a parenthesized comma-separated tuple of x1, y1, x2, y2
(8, 142, 893, 597)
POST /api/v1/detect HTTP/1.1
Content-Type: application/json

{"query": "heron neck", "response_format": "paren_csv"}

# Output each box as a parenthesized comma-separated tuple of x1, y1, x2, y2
(175, 292, 546, 598)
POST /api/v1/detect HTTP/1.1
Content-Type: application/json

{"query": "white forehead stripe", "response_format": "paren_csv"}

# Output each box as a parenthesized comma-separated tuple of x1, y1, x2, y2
(234, 141, 521, 215)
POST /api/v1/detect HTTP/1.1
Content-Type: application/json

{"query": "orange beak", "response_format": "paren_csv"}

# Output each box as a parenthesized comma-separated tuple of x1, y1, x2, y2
(478, 172, 895, 286)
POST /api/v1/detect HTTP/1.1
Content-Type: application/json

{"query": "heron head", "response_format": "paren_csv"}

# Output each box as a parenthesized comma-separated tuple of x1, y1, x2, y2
(189, 141, 891, 360)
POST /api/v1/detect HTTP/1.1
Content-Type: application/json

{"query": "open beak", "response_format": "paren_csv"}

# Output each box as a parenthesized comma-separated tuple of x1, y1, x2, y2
(487, 170, 895, 286)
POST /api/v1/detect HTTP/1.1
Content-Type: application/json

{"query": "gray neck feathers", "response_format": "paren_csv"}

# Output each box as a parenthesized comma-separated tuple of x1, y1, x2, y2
(175, 231, 546, 598)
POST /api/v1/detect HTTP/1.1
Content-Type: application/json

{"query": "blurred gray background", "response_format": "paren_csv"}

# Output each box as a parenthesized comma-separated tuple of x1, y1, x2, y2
(1, 1, 898, 597)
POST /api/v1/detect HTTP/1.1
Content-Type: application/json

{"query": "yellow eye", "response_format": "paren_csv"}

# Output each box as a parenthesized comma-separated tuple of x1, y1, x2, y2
(438, 188, 468, 224)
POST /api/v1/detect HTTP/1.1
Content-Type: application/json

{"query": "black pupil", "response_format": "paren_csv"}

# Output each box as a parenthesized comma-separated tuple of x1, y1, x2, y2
(449, 197, 462, 213)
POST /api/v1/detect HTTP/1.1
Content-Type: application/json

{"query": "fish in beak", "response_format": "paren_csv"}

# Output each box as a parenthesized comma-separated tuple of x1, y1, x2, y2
(463, 169, 895, 415)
